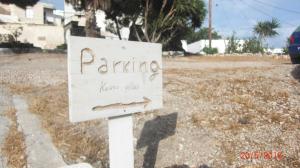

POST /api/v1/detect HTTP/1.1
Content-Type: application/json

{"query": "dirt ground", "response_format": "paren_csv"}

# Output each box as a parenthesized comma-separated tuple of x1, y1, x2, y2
(0, 53, 300, 168)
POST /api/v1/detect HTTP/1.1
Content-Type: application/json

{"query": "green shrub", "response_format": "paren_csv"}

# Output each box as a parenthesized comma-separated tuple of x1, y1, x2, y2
(226, 32, 242, 54)
(56, 43, 67, 50)
(0, 42, 34, 48)
(203, 47, 218, 54)
(0, 42, 41, 53)
(242, 37, 264, 54)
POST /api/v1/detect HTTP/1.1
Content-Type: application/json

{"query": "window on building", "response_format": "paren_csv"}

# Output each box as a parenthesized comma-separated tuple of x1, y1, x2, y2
(25, 7, 34, 18)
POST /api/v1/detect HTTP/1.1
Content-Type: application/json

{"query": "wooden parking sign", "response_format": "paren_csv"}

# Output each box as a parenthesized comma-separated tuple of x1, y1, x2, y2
(68, 36, 163, 122)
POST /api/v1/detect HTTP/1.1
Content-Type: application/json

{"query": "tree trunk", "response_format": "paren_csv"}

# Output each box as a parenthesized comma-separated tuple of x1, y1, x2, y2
(85, 6, 97, 37)
(113, 17, 122, 40)
(258, 36, 264, 54)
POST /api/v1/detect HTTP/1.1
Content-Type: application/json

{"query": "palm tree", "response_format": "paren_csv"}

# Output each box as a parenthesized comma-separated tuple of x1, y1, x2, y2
(65, 0, 111, 37)
(253, 18, 280, 48)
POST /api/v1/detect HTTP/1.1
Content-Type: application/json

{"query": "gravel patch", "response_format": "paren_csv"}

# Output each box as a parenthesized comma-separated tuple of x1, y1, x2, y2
(1, 54, 299, 167)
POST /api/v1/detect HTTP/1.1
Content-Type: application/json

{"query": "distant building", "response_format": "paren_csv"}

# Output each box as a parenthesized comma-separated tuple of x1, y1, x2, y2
(265, 48, 284, 55)
(0, 2, 64, 49)
(181, 39, 245, 54)
(64, 3, 130, 42)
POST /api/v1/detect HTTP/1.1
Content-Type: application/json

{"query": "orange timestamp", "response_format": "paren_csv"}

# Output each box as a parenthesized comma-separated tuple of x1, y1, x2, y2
(240, 151, 284, 161)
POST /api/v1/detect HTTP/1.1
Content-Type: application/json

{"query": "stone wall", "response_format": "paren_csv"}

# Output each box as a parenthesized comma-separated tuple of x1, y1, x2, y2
(0, 23, 64, 49)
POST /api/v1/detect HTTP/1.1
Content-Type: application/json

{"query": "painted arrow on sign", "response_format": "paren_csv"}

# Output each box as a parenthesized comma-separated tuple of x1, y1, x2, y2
(92, 97, 151, 111)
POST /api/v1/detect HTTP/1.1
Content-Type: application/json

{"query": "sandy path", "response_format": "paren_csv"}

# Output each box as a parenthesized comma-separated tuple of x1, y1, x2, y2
(0, 86, 12, 168)
(13, 96, 66, 168)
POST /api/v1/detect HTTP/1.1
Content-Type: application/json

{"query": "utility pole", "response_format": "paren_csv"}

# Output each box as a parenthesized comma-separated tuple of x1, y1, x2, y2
(208, 0, 212, 48)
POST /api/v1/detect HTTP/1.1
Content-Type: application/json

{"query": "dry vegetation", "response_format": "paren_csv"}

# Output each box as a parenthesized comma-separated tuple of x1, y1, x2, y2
(163, 64, 300, 167)
(169, 55, 290, 63)
(2, 107, 27, 168)
(26, 83, 108, 167)
(1, 54, 300, 167)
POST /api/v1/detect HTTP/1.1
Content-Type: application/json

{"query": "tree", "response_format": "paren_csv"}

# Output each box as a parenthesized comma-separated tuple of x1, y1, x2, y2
(185, 27, 221, 43)
(65, 0, 111, 37)
(253, 18, 280, 48)
(66, 0, 206, 49)
(226, 32, 241, 54)
(105, 0, 206, 49)
(104, 0, 140, 39)
(134, 0, 206, 44)
(0, 0, 39, 8)
(242, 37, 263, 54)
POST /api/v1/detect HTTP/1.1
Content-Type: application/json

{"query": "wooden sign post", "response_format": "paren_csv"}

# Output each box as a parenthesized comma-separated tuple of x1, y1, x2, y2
(108, 115, 134, 168)
(68, 36, 162, 168)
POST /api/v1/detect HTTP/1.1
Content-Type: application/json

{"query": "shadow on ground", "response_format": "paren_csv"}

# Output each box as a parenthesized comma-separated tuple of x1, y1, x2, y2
(136, 113, 211, 168)
(291, 65, 300, 82)
(137, 113, 178, 168)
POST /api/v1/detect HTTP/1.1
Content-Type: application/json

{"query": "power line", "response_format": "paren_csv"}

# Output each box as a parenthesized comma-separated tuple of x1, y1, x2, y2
(239, 0, 296, 27)
(231, 0, 252, 22)
(213, 0, 258, 36)
(216, 1, 235, 29)
(253, 0, 300, 15)
(218, 0, 255, 34)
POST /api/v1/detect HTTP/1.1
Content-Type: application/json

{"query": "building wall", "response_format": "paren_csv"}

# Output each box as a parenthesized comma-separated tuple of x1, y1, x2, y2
(0, 23, 64, 49)
(0, 4, 10, 15)
(183, 39, 245, 54)
(0, 3, 56, 25)
(65, 3, 130, 40)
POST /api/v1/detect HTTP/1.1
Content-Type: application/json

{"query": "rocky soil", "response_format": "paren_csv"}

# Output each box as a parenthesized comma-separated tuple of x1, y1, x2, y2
(0, 53, 299, 168)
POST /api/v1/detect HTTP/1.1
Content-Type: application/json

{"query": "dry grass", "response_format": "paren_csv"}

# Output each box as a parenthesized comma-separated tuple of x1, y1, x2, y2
(269, 113, 282, 123)
(238, 115, 252, 125)
(220, 141, 237, 165)
(5, 83, 34, 95)
(2, 107, 27, 168)
(27, 83, 108, 167)
(1, 53, 297, 167)
(232, 95, 255, 110)
(170, 55, 290, 63)
(285, 155, 300, 167)
(167, 65, 300, 167)
(191, 113, 206, 127)
(224, 123, 243, 135)
(164, 67, 273, 79)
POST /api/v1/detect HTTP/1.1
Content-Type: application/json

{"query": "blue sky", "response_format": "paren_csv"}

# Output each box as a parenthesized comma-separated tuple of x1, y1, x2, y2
(41, 0, 64, 10)
(203, 0, 300, 48)
(43, 0, 299, 48)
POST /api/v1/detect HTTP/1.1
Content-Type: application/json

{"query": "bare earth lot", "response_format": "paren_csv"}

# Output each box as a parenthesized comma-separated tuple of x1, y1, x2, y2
(0, 53, 300, 168)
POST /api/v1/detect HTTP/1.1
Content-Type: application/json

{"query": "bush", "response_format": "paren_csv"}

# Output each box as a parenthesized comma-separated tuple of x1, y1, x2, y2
(0, 42, 41, 53)
(56, 43, 67, 50)
(242, 37, 264, 54)
(226, 32, 242, 54)
(203, 47, 218, 54)
(0, 42, 34, 48)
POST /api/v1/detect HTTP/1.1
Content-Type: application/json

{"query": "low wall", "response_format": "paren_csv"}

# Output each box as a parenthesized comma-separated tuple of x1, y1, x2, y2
(0, 23, 65, 49)
(0, 48, 66, 55)
(198, 53, 290, 60)
(0, 48, 41, 54)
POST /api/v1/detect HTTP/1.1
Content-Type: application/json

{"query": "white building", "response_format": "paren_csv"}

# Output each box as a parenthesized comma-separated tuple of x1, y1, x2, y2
(265, 48, 284, 55)
(181, 39, 245, 54)
(64, 3, 130, 42)
(0, 2, 64, 49)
